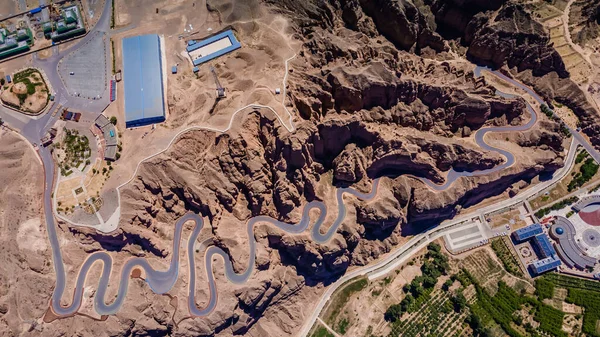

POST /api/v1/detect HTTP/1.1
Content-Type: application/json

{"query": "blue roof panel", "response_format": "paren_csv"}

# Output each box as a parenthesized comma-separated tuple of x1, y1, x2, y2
(531, 256, 561, 275)
(186, 30, 241, 66)
(534, 234, 556, 258)
(513, 223, 543, 241)
(122, 34, 165, 128)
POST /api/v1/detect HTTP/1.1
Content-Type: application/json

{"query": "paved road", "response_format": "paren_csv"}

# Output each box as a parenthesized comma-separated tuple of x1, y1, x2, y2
(420, 67, 539, 190)
(47, 175, 379, 316)
(298, 136, 581, 337)
(477, 67, 600, 164)
(298, 67, 599, 337)
(30, 60, 599, 321)
(2, 0, 599, 325)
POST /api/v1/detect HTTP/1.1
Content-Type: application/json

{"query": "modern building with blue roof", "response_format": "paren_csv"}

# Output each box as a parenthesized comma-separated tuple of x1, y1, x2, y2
(533, 234, 556, 258)
(512, 223, 543, 242)
(530, 255, 561, 275)
(186, 30, 241, 67)
(122, 34, 166, 128)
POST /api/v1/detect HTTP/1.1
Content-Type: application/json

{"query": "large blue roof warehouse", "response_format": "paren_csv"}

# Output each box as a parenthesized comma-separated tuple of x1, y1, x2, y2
(122, 34, 166, 128)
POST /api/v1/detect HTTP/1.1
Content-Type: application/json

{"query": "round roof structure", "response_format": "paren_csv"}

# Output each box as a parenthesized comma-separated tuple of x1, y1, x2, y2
(580, 202, 600, 227)
(556, 227, 564, 235)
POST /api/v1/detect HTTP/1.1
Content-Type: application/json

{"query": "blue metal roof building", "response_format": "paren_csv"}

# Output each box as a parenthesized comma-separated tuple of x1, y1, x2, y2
(530, 255, 561, 275)
(122, 34, 166, 128)
(186, 30, 241, 66)
(533, 234, 556, 258)
(512, 223, 543, 242)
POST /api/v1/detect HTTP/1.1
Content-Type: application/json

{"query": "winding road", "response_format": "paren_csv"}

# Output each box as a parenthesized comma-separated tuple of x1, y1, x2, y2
(42, 63, 589, 320)
(2, 0, 600, 329)
(420, 66, 539, 190)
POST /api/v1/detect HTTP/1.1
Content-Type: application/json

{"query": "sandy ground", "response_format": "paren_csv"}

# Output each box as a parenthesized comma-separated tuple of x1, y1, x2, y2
(0, 70, 49, 114)
(0, 128, 54, 335)
(98, 0, 300, 215)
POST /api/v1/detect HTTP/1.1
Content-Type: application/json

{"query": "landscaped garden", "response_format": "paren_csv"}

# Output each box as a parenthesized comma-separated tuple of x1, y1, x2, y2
(491, 238, 523, 277)
(530, 148, 600, 211)
(54, 128, 91, 176)
(0, 68, 50, 114)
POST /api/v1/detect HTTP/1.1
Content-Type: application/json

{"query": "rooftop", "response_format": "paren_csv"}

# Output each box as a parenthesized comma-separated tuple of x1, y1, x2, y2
(122, 34, 166, 128)
(186, 30, 241, 66)
(551, 217, 597, 270)
(513, 223, 543, 241)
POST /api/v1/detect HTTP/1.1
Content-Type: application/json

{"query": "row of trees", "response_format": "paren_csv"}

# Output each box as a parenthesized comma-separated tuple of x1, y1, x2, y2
(568, 157, 599, 191)
(534, 196, 579, 218)
(385, 243, 450, 322)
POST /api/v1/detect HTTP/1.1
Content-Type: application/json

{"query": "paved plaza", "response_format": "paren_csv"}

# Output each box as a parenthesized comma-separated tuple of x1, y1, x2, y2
(58, 31, 108, 99)
(569, 212, 600, 259)
(443, 219, 486, 252)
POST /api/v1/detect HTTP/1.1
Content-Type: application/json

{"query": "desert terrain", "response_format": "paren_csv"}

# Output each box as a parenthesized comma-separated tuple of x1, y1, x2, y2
(1, 0, 600, 336)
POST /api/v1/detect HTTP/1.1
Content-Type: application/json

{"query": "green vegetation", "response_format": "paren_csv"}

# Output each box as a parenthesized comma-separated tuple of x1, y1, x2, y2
(540, 104, 571, 137)
(13, 68, 39, 82)
(110, 116, 117, 125)
(534, 196, 579, 218)
(534, 278, 554, 300)
(491, 238, 523, 277)
(111, 39, 116, 74)
(576, 149, 589, 164)
(55, 129, 91, 176)
(387, 288, 471, 337)
(8, 68, 48, 108)
(471, 280, 530, 337)
(568, 157, 599, 191)
(535, 303, 566, 337)
(322, 277, 368, 327)
(337, 318, 349, 334)
(379, 249, 598, 337)
(310, 326, 334, 337)
(110, 0, 115, 29)
(541, 273, 600, 337)
(466, 272, 600, 337)
(540, 104, 554, 118)
(567, 289, 600, 336)
(385, 243, 449, 322)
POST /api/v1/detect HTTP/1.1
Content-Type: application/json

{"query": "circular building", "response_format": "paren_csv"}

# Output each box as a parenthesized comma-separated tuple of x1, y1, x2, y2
(551, 216, 597, 270)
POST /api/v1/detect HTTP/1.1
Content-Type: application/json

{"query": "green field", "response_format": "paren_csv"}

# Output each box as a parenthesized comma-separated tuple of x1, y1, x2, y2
(310, 325, 334, 337)
(491, 238, 523, 277)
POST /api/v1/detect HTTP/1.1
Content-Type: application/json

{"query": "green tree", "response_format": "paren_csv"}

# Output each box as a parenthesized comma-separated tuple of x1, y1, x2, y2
(384, 303, 403, 322)
(110, 116, 117, 125)
(450, 294, 467, 313)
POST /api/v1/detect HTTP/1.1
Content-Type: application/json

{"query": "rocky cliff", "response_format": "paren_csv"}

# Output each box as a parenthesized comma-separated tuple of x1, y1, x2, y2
(569, 0, 600, 45)
(268, 0, 568, 77)
(102, 0, 572, 335)
(58, 0, 577, 336)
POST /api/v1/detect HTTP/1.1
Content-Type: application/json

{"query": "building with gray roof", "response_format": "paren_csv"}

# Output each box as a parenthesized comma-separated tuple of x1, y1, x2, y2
(551, 216, 597, 270)
(122, 34, 166, 128)
(94, 114, 119, 161)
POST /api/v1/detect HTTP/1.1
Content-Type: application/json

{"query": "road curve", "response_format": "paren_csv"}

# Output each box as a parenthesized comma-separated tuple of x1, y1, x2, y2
(419, 66, 538, 190)
(47, 167, 379, 315)
(42, 64, 556, 318)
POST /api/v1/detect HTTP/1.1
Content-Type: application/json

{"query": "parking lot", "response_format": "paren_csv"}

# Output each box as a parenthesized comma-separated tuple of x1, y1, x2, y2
(58, 31, 108, 99)
(444, 217, 512, 253)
